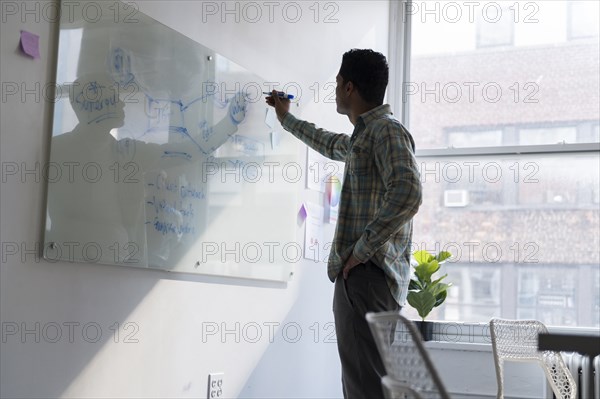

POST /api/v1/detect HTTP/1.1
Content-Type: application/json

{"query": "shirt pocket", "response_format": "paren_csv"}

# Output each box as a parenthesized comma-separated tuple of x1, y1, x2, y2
(348, 146, 371, 176)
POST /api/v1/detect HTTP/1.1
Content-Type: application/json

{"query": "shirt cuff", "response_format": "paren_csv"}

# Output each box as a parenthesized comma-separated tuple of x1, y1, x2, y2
(353, 235, 375, 263)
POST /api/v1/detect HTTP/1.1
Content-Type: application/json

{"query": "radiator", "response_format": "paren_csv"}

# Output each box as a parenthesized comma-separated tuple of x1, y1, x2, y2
(562, 353, 600, 399)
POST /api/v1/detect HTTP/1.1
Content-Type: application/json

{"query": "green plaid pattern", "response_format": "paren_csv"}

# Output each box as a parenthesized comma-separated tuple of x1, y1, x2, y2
(281, 104, 422, 305)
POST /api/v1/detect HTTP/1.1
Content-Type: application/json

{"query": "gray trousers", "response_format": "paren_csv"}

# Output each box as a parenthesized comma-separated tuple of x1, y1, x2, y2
(333, 261, 400, 399)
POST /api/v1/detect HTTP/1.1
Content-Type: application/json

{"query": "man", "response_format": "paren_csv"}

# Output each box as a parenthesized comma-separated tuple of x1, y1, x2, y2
(266, 49, 422, 398)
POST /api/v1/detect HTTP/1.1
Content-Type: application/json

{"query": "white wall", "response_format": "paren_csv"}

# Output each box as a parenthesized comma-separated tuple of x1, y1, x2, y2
(0, 1, 390, 398)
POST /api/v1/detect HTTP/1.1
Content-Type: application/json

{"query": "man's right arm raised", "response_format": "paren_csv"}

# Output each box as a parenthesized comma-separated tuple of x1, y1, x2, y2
(281, 112, 349, 162)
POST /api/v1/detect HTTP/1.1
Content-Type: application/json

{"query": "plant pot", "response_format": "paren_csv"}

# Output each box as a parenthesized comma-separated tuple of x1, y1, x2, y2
(413, 320, 434, 341)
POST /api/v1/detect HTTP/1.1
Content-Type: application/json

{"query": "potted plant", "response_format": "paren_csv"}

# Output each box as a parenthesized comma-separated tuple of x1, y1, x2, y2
(407, 249, 453, 340)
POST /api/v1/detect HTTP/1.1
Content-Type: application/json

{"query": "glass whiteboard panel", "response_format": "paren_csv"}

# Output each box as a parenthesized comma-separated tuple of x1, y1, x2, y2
(44, 1, 298, 281)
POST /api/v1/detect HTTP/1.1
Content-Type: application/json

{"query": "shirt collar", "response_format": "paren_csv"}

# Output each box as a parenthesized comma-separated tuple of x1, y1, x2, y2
(357, 104, 392, 126)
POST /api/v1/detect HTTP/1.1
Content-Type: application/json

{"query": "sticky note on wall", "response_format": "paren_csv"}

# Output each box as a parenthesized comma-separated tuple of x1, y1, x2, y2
(20, 30, 40, 59)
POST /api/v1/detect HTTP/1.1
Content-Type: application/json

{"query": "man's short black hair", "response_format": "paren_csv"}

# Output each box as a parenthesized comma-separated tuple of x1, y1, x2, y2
(338, 49, 389, 105)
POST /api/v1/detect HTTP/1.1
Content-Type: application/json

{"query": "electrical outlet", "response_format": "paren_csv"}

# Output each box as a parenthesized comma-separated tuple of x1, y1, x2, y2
(207, 372, 224, 399)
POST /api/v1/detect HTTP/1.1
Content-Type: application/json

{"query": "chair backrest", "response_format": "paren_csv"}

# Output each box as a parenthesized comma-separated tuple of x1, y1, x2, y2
(489, 318, 576, 399)
(366, 311, 451, 399)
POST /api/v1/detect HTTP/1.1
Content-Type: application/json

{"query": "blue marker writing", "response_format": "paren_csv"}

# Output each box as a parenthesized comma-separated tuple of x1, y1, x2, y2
(263, 91, 295, 100)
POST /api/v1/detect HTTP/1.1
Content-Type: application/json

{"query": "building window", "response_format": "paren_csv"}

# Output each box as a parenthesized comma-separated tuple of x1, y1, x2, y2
(447, 129, 503, 147)
(519, 126, 577, 145)
(517, 266, 578, 326)
(476, 4, 514, 48)
(568, 1, 600, 40)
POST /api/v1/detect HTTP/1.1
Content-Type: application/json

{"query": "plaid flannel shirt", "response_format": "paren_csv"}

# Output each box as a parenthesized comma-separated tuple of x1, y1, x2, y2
(281, 104, 422, 305)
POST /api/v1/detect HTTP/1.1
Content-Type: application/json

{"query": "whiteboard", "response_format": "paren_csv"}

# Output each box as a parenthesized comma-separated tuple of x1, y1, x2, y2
(44, 0, 299, 281)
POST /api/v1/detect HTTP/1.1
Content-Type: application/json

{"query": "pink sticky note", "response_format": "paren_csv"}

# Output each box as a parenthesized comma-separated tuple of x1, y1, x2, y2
(297, 204, 308, 223)
(20, 30, 40, 59)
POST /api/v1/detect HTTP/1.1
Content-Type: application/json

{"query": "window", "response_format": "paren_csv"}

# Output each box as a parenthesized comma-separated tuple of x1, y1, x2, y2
(519, 126, 577, 145)
(476, 4, 514, 48)
(399, 0, 600, 327)
(444, 264, 501, 322)
(568, 1, 600, 40)
(517, 266, 578, 326)
(447, 129, 503, 147)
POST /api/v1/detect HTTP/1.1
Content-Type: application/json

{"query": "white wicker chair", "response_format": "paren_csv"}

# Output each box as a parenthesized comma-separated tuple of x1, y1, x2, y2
(489, 318, 577, 399)
(366, 311, 451, 399)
